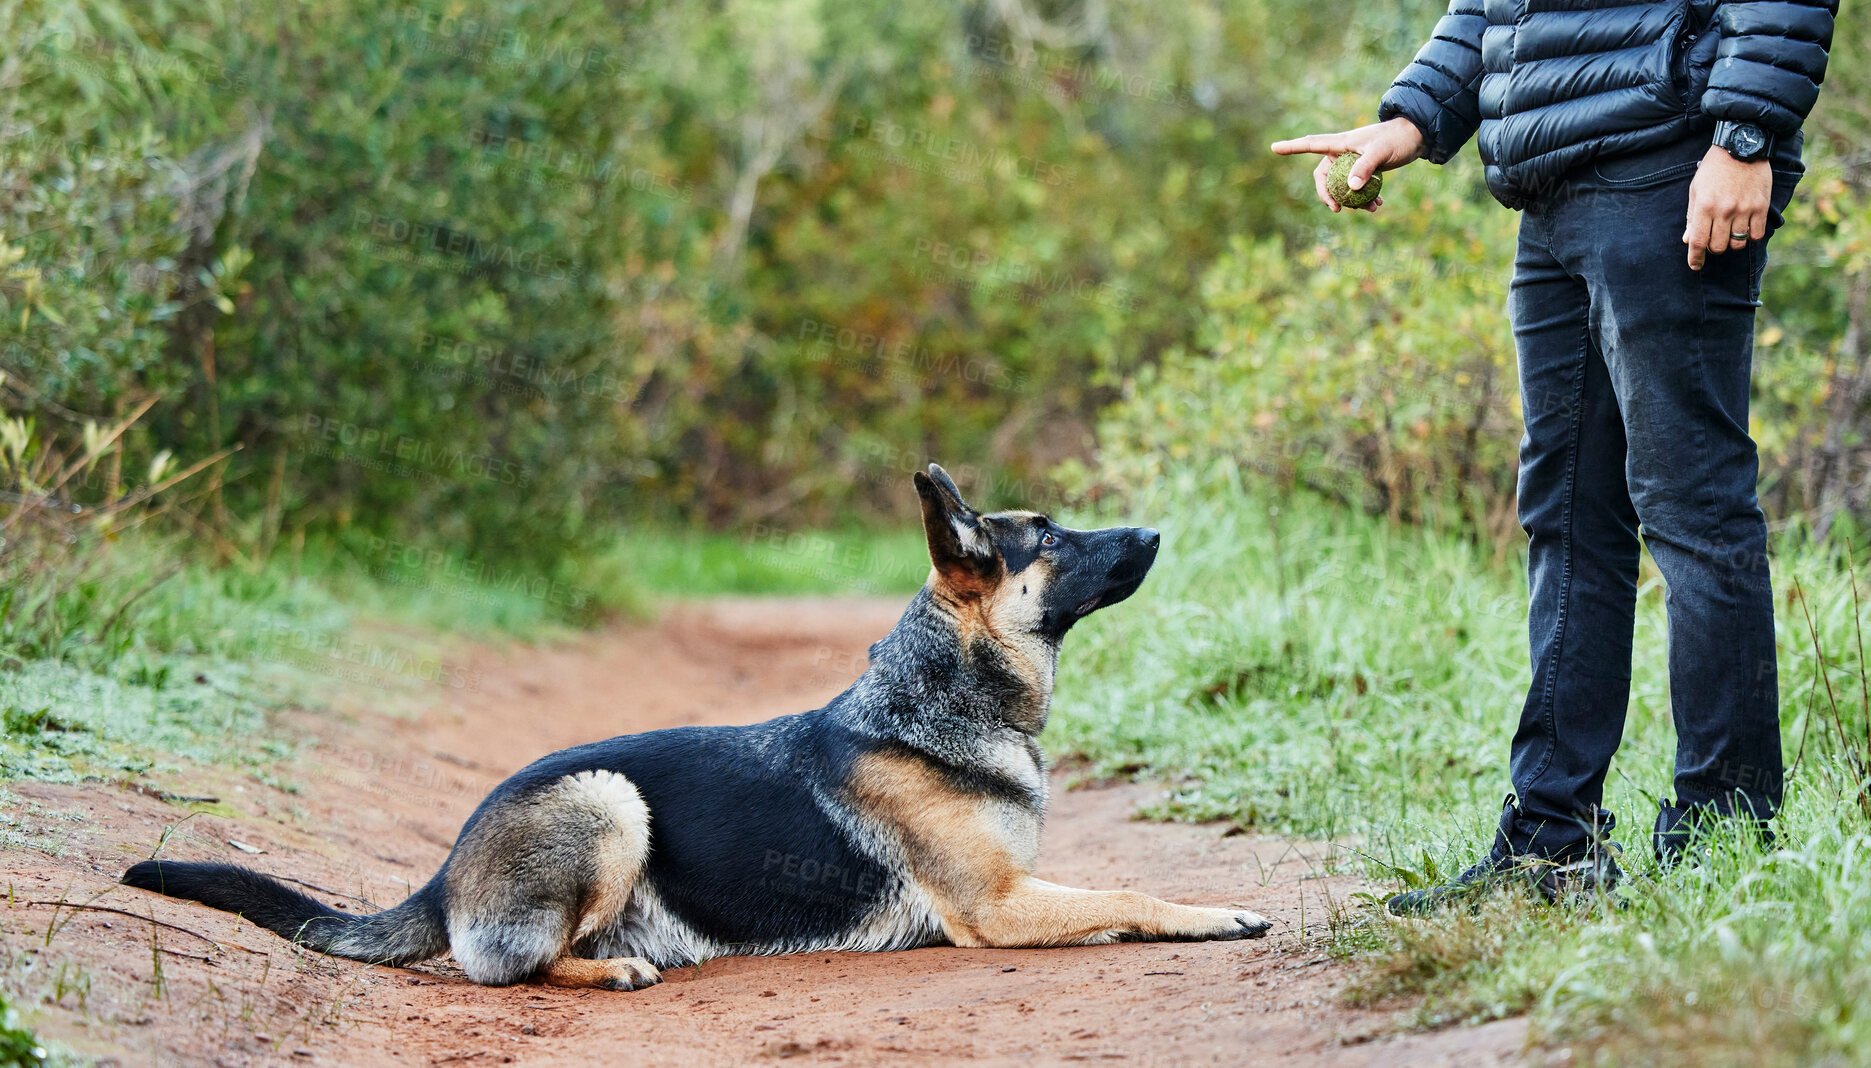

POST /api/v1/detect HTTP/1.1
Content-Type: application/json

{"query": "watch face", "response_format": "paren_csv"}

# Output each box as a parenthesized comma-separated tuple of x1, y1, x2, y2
(1732, 126, 1765, 158)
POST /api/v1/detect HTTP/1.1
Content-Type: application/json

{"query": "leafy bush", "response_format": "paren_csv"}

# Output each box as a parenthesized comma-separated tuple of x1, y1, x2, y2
(1075, 154, 1524, 540)
(0, 0, 1380, 567)
(7, 0, 1871, 563)
(1083, 4, 1871, 549)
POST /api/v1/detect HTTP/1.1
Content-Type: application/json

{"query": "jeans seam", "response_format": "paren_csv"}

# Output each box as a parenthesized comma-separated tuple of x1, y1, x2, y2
(1526, 310, 1592, 791)
(1675, 245, 1736, 803)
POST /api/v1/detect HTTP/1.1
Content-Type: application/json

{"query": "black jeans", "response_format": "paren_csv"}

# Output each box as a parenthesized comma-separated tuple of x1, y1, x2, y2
(1497, 136, 1800, 862)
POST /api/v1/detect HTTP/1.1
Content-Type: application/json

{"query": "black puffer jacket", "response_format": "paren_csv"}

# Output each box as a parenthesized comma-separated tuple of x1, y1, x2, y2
(1379, 0, 1836, 209)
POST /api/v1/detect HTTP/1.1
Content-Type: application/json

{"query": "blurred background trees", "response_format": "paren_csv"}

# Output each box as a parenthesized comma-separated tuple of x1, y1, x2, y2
(2, 0, 1867, 570)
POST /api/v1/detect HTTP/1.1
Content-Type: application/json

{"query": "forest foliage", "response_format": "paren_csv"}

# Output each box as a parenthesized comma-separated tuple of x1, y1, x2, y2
(2, 0, 1868, 572)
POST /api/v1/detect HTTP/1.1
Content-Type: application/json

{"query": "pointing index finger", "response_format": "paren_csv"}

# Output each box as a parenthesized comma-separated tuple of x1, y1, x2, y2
(1270, 134, 1348, 157)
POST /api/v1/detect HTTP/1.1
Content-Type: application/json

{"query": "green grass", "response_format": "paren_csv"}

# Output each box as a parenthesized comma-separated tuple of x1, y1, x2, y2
(625, 527, 929, 596)
(9, 492, 1868, 1065)
(0, 523, 926, 786)
(1049, 470, 1871, 1066)
(0, 992, 47, 1068)
(0, 528, 619, 785)
(1, 533, 336, 784)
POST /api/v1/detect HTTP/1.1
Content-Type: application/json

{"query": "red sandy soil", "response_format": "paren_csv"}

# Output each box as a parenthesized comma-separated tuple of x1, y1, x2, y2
(1, 598, 1527, 1066)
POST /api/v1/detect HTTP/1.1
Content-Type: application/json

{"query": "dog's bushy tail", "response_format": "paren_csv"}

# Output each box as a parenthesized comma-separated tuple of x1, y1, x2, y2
(122, 860, 447, 966)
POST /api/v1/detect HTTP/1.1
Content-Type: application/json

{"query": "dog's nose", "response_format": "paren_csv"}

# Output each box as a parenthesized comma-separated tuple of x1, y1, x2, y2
(1137, 528, 1160, 550)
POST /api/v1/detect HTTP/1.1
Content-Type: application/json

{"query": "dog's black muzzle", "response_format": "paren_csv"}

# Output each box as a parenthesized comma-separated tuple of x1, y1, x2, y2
(1068, 527, 1159, 619)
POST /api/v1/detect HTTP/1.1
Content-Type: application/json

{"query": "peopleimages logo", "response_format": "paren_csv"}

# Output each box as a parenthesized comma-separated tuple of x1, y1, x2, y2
(909, 237, 1136, 310)
(961, 34, 1202, 110)
(797, 319, 1031, 394)
(301, 413, 530, 488)
(254, 618, 482, 691)
(350, 209, 585, 281)
(848, 117, 1073, 187)
(39, 30, 250, 92)
(362, 534, 593, 611)
(415, 333, 635, 402)
(466, 129, 692, 200)
(396, 7, 626, 79)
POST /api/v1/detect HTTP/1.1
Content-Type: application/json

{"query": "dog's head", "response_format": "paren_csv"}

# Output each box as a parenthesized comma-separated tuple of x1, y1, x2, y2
(913, 463, 1159, 644)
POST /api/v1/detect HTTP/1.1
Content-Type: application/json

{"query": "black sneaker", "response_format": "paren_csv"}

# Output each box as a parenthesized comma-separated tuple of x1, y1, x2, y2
(1654, 799, 1775, 871)
(1385, 845, 1622, 917)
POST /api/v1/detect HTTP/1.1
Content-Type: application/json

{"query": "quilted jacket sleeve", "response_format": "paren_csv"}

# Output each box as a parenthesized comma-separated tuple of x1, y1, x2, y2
(1376, 0, 1488, 165)
(1702, 0, 1836, 136)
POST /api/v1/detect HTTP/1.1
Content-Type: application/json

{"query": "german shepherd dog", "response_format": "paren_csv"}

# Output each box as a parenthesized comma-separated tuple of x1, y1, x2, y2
(122, 465, 1270, 991)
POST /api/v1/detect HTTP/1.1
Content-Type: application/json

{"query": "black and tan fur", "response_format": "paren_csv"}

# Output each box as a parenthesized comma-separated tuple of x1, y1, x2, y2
(122, 464, 1270, 991)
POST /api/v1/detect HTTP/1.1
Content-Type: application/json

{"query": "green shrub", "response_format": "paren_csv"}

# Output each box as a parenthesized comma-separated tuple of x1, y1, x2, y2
(1, 0, 1378, 565)
(0, 994, 46, 1068)
(1078, 4, 1871, 550)
(1071, 153, 1523, 539)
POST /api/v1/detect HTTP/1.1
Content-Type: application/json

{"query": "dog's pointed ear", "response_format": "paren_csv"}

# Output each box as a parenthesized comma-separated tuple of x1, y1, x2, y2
(914, 464, 994, 582)
(924, 463, 971, 514)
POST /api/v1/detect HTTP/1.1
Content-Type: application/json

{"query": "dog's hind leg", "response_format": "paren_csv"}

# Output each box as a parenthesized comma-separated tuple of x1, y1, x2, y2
(443, 770, 657, 988)
(539, 955, 662, 991)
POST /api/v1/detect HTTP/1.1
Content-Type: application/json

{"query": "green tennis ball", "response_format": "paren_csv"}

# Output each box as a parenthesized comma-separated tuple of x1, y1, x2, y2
(1326, 152, 1381, 208)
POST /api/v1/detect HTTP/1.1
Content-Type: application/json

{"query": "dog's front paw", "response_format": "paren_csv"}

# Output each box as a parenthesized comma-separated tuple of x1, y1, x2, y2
(594, 957, 664, 991)
(1184, 907, 1273, 941)
(1227, 911, 1273, 939)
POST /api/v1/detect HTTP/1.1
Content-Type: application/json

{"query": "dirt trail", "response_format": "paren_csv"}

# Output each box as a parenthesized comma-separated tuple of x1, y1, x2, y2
(2, 599, 1525, 1066)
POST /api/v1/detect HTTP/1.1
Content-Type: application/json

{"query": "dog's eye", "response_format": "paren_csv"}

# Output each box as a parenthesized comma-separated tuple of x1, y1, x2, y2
(1040, 531, 1057, 547)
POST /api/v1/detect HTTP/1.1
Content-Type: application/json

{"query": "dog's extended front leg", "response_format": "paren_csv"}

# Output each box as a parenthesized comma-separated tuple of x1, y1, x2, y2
(946, 877, 1272, 948)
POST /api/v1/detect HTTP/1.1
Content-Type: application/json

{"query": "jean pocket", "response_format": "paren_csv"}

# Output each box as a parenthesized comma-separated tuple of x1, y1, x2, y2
(1767, 169, 1801, 237)
(1747, 242, 1767, 307)
(1589, 156, 1701, 189)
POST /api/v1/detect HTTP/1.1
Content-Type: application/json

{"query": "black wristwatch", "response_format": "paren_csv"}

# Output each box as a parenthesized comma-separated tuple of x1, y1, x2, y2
(1714, 120, 1773, 163)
